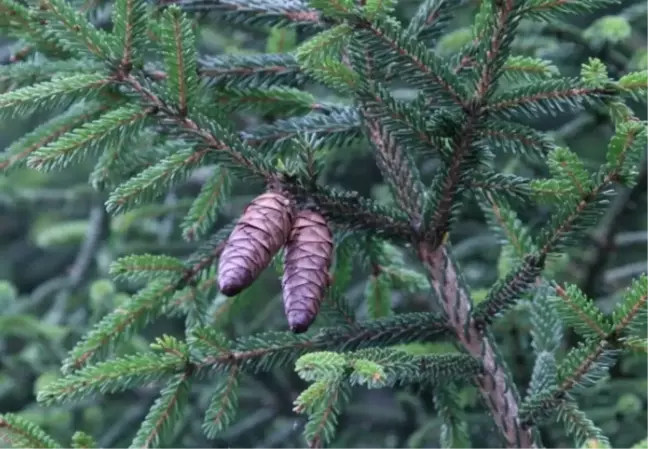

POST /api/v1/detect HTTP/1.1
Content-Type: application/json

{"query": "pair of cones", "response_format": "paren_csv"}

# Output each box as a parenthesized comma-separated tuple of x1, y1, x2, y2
(217, 192, 334, 333)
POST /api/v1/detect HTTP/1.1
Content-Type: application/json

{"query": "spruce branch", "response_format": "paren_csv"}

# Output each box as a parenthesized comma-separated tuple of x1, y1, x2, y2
(520, 340, 618, 428)
(481, 185, 639, 439)
(110, 254, 188, 285)
(193, 312, 452, 373)
(478, 119, 556, 161)
(417, 243, 536, 448)
(500, 56, 560, 84)
(0, 0, 71, 58)
(424, 111, 480, 247)
(40, 350, 189, 404)
(0, 102, 110, 171)
(487, 80, 613, 118)
(199, 52, 304, 87)
(351, 349, 482, 387)
(341, 6, 547, 443)
(350, 14, 466, 106)
(537, 162, 638, 259)
(468, 171, 534, 206)
(0, 59, 106, 91)
(550, 283, 612, 339)
(38, 0, 115, 60)
(240, 106, 361, 150)
(113, 0, 149, 67)
(60, 280, 182, 373)
(417, 0, 525, 247)
(352, 82, 447, 162)
(0, 72, 111, 118)
(281, 179, 414, 241)
(531, 119, 646, 258)
(27, 104, 154, 172)
(158, 5, 198, 115)
(1, 0, 644, 446)
(130, 372, 192, 449)
(473, 253, 546, 326)
(202, 364, 240, 438)
(0, 414, 62, 449)
(527, 350, 557, 398)
(473, 0, 523, 102)
(480, 192, 536, 259)
(157, 0, 325, 29)
(361, 111, 425, 224)
(0, 0, 117, 69)
(475, 111, 643, 435)
(433, 384, 471, 448)
(555, 402, 611, 448)
(301, 378, 349, 448)
(611, 273, 647, 337)
(519, 0, 620, 23)
(62, 236, 225, 373)
(405, 0, 470, 43)
(213, 85, 318, 116)
(295, 23, 359, 93)
(117, 71, 272, 179)
(105, 141, 213, 214)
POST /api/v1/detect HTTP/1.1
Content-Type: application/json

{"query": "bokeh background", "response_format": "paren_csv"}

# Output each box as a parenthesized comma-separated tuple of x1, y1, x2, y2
(0, 0, 646, 447)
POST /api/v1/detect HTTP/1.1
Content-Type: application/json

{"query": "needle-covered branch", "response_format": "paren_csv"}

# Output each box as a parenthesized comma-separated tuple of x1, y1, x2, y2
(0, 0, 645, 446)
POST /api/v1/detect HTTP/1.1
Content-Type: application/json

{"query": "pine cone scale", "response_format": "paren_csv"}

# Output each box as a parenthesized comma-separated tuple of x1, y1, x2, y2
(282, 210, 334, 333)
(218, 192, 293, 297)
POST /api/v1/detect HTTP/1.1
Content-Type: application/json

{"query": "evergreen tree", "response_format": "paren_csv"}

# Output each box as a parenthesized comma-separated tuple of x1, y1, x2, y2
(0, 0, 646, 447)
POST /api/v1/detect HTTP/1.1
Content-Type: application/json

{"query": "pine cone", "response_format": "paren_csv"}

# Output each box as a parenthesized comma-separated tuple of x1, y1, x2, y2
(218, 192, 293, 297)
(282, 210, 334, 333)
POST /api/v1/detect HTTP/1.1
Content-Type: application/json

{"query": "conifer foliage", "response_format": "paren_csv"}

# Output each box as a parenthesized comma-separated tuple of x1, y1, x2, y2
(0, 0, 646, 447)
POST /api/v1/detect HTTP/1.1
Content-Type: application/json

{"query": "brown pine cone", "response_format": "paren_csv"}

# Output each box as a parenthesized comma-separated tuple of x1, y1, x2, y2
(282, 210, 334, 333)
(218, 191, 293, 297)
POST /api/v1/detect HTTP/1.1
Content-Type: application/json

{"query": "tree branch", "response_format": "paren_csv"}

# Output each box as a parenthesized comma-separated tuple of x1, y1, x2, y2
(417, 243, 536, 448)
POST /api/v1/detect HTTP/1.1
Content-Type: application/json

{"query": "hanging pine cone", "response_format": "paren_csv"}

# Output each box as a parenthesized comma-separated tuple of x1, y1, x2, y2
(218, 191, 293, 297)
(282, 210, 334, 333)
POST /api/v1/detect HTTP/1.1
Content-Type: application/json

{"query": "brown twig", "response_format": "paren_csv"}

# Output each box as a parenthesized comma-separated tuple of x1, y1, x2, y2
(417, 243, 536, 448)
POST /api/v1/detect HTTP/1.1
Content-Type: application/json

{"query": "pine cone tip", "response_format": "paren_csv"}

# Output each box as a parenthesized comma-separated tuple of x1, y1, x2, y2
(219, 283, 243, 297)
(287, 312, 312, 334)
(218, 269, 251, 297)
